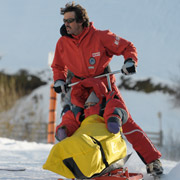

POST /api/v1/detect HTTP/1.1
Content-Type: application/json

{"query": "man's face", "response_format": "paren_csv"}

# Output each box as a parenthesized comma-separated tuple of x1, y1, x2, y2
(63, 11, 83, 35)
(84, 102, 97, 109)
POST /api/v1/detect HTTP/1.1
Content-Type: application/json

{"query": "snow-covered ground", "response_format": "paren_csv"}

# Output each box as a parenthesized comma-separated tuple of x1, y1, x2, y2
(0, 73, 180, 179)
(0, 137, 179, 180)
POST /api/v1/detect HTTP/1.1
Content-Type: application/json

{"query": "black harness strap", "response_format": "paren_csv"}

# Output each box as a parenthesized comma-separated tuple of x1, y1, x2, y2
(99, 97, 106, 117)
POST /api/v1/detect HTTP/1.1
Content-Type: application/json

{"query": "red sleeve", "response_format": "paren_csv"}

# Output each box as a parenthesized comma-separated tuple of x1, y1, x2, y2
(51, 39, 68, 82)
(103, 91, 129, 126)
(99, 30, 138, 65)
(56, 110, 80, 137)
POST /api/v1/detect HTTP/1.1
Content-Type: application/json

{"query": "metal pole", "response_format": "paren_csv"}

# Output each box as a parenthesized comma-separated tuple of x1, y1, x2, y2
(68, 69, 121, 88)
(106, 74, 112, 91)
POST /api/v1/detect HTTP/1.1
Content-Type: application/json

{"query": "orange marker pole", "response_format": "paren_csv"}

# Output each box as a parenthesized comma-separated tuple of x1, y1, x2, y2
(47, 84, 57, 144)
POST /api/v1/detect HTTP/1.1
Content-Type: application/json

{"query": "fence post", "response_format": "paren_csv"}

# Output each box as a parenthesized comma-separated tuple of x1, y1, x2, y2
(158, 112, 163, 147)
(47, 83, 57, 144)
(159, 130, 163, 147)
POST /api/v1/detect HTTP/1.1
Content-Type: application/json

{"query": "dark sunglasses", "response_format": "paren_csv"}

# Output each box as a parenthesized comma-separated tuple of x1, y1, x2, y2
(63, 18, 76, 24)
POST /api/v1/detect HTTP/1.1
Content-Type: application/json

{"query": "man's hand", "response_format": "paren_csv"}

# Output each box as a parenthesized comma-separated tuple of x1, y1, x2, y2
(121, 58, 136, 75)
(53, 80, 66, 93)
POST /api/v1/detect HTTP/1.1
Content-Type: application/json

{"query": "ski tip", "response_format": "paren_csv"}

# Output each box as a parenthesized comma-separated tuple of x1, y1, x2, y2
(0, 168, 26, 171)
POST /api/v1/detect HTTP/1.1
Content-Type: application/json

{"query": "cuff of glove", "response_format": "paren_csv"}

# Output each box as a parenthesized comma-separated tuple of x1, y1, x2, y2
(122, 58, 136, 75)
(53, 80, 65, 93)
(124, 58, 135, 64)
(107, 116, 121, 134)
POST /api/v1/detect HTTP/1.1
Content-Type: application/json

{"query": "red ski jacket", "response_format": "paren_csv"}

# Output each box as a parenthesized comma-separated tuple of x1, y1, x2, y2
(51, 22, 138, 82)
(56, 78, 128, 136)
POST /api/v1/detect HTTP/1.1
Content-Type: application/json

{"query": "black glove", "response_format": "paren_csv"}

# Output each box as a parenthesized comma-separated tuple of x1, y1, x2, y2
(121, 58, 136, 75)
(53, 80, 66, 93)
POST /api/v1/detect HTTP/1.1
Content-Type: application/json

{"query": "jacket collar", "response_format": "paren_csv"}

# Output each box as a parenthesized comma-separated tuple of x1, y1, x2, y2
(60, 22, 94, 43)
(60, 24, 73, 38)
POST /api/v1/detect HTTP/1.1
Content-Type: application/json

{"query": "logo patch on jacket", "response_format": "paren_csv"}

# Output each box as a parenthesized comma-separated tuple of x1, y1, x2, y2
(89, 57, 96, 65)
(114, 36, 120, 45)
(88, 57, 96, 69)
(92, 52, 100, 57)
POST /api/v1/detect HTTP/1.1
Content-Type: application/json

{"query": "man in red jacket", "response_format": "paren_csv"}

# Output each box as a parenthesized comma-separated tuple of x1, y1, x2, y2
(51, 2, 163, 176)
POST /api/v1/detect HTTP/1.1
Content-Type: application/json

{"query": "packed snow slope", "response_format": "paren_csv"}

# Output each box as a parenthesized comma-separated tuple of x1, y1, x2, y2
(0, 137, 179, 180)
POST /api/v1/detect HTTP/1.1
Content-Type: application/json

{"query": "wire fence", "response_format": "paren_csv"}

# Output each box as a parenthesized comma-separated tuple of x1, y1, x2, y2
(0, 122, 47, 143)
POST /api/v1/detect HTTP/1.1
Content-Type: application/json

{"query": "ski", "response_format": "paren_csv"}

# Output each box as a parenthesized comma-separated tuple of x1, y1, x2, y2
(0, 168, 26, 171)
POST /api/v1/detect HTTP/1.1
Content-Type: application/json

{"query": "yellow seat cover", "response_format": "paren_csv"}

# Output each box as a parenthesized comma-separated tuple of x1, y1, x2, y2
(43, 114, 127, 179)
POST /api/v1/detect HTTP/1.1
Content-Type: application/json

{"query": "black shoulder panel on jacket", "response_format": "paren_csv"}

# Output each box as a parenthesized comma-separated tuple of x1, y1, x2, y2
(60, 24, 73, 38)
